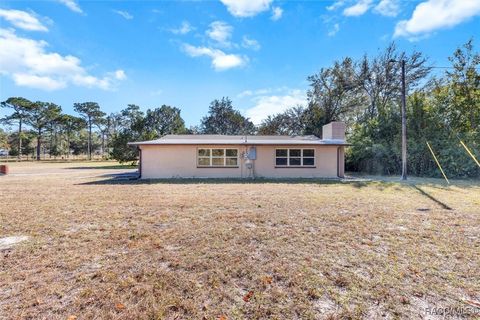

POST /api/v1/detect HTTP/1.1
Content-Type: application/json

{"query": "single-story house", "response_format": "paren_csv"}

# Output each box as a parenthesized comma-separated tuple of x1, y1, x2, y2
(128, 122, 348, 179)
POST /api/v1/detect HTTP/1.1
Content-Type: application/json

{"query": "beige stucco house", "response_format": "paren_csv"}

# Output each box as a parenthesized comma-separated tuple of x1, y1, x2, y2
(128, 122, 348, 179)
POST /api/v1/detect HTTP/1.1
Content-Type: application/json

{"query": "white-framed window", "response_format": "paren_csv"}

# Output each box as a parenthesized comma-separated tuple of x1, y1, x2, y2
(197, 148, 239, 167)
(275, 148, 315, 167)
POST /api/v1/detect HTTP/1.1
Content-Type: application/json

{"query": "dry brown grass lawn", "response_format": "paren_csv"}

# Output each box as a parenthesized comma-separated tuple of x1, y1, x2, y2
(0, 161, 479, 319)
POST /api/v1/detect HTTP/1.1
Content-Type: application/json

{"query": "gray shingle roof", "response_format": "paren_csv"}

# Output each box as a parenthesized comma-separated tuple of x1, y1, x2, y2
(128, 134, 349, 146)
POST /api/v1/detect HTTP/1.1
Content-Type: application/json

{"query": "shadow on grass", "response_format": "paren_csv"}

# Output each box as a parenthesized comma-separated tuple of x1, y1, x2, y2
(412, 185, 453, 210)
(353, 173, 480, 190)
(68, 165, 138, 170)
(76, 174, 478, 191)
(77, 176, 374, 186)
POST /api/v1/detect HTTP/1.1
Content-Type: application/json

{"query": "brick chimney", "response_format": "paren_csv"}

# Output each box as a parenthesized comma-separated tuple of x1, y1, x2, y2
(322, 122, 345, 140)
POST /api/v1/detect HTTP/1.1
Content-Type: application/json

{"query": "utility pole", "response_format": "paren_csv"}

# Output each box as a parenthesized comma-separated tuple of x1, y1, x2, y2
(400, 59, 407, 180)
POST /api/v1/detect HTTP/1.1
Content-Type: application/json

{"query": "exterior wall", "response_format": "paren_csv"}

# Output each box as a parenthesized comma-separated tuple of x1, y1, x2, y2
(337, 146, 345, 178)
(140, 144, 242, 179)
(140, 144, 344, 179)
(252, 145, 339, 178)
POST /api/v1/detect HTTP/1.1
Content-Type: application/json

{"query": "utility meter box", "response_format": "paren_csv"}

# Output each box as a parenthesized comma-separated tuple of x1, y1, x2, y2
(247, 147, 256, 160)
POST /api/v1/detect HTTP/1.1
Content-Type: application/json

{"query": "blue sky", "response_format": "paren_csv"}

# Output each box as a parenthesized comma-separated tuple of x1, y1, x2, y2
(0, 0, 479, 127)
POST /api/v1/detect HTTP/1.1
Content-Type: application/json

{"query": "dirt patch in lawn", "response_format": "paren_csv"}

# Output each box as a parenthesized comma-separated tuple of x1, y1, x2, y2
(0, 236, 29, 250)
(0, 162, 479, 319)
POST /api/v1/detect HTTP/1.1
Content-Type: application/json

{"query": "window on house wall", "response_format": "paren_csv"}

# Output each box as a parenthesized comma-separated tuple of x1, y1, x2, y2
(197, 148, 238, 167)
(275, 148, 315, 167)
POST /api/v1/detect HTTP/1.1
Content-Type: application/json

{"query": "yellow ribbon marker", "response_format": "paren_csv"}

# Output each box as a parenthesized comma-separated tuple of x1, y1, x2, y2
(426, 141, 450, 184)
(459, 140, 480, 169)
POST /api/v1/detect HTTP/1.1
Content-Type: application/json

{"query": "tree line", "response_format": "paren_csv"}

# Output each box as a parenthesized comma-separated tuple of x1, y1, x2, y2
(1, 40, 479, 177)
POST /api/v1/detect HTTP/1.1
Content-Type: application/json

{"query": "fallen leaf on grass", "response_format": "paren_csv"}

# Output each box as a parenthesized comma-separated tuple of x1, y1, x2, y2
(399, 296, 410, 305)
(262, 276, 273, 285)
(243, 291, 254, 302)
(115, 303, 126, 310)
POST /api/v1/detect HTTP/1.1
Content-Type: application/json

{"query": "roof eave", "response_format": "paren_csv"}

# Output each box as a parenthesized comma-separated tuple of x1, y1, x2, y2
(128, 141, 351, 146)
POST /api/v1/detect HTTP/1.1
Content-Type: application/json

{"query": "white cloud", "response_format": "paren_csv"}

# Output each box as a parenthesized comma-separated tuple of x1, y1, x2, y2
(238, 88, 273, 98)
(242, 36, 260, 50)
(57, 0, 83, 14)
(0, 9, 48, 32)
(330, 0, 398, 18)
(13, 73, 66, 90)
(0, 28, 126, 91)
(220, 0, 273, 17)
(206, 21, 233, 46)
(343, 0, 373, 16)
(271, 7, 283, 20)
(374, 0, 400, 17)
(71, 74, 112, 89)
(114, 69, 127, 80)
(237, 90, 253, 98)
(327, 0, 346, 11)
(244, 89, 307, 124)
(394, 0, 480, 39)
(183, 44, 247, 71)
(113, 10, 133, 20)
(328, 23, 340, 36)
(170, 21, 193, 35)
